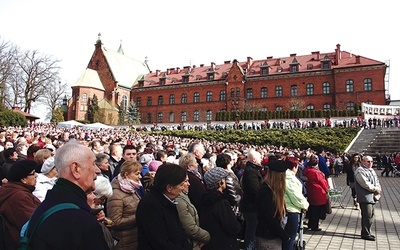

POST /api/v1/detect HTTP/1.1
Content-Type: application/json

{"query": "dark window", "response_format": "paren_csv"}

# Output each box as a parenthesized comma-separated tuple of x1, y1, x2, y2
(158, 96, 163, 105)
(346, 79, 354, 92)
(323, 82, 330, 94)
(246, 88, 253, 99)
(194, 110, 199, 122)
(291, 85, 298, 96)
(220, 90, 226, 101)
(306, 83, 314, 95)
(147, 97, 152, 106)
(169, 94, 175, 104)
(194, 92, 200, 103)
(181, 111, 187, 122)
(364, 78, 372, 91)
(181, 93, 187, 104)
(261, 87, 267, 98)
(275, 86, 282, 97)
(206, 91, 212, 102)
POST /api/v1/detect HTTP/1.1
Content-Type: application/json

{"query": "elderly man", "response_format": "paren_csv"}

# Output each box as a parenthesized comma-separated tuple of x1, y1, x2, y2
(27, 140, 109, 249)
(240, 149, 263, 250)
(355, 155, 382, 241)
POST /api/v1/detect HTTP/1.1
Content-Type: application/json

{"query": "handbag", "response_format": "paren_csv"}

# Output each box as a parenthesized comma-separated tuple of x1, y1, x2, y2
(325, 199, 332, 214)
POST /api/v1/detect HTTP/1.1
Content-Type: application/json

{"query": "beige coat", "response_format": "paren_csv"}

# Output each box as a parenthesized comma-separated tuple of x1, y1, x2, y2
(107, 178, 141, 250)
(176, 192, 210, 250)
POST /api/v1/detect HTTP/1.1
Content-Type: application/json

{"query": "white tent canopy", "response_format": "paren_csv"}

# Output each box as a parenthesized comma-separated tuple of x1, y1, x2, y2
(82, 122, 113, 130)
(57, 120, 84, 128)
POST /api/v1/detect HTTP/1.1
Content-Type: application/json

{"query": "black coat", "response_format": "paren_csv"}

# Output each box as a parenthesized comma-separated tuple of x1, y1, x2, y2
(240, 161, 263, 213)
(136, 188, 191, 250)
(187, 171, 206, 210)
(199, 189, 241, 250)
(29, 178, 109, 250)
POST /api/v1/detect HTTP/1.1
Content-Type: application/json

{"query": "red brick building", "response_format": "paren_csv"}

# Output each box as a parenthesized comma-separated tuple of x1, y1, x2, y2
(68, 35, 388, 125)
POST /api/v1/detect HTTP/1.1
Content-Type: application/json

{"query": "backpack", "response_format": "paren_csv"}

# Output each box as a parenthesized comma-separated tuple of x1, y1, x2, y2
(19, 203, 79, 250)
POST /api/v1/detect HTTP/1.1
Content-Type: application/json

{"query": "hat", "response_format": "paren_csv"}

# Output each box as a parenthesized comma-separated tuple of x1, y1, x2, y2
(139, 154, 153, 165)
(148, 160, 162, 172)
(267, 160, 288, 172)
(7, 160, 37, 181)
(204, 167, 229, 187)
(41, 157, 55, 174)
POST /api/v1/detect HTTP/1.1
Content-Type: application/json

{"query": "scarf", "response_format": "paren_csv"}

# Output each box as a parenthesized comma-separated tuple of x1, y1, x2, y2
(117, 174, 142, 194)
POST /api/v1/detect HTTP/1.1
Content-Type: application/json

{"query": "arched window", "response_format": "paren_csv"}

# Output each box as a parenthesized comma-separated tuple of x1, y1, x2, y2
(291, 85, 298, 96)
(82, 93, 87, 102)
(323, 82, 330, 94)
(261, 87, 267, 98)
(306, 83, 314, 95)
(346, 79, 354, 92)
(275, 106, 282, 111)
(206, 110, 212, 122)
(364, 78, 372, 91)
(121, 95, 128, 110)
(158, 95, 163, 105)
(181, 93, 187, 104)
(169, 94, 175, 104)
(194, 92, 200, 103)
(347, 102, 355, 110)
(323, 103, 331, 110)
(306, 104, 314, 110)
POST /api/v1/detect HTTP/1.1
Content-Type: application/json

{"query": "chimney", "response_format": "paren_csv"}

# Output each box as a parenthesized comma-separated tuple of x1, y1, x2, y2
(276, 58, 281, 66)
(211, 62, 215, 70)
(290, 53, 296, 57)
(311, 51, 320, 60)
(335, 44, 341, 65)
(155, 70, 160, 77)
(267, 56, 273, 59)
(356, 55, 361, 64)
(247, 57, 253, 69)
(224, 60, 231, 64)
(200, 64, 204, 67)
(167, 68, 173, 75)
(176, 67, 181, 73)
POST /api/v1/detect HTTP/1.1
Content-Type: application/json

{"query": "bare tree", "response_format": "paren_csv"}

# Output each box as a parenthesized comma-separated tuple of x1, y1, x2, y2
(10, 49, 60, 113)
(0, 38, 17, 107)
(41, 80, 68, 119)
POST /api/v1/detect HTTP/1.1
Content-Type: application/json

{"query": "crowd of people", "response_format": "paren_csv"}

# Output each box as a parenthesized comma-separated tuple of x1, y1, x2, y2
(0, 123, 395, 249)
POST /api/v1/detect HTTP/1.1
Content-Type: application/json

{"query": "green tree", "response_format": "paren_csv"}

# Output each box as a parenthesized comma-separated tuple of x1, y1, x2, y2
(118, 102, 126, 125)
(126, 101, 141, 124)
(50, 107, 64, 124)
(87, 94, 99, 123)
(0, 109, 27, 126)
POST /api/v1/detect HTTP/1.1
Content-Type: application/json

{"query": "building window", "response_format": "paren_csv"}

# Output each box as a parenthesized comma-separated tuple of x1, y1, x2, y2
(230, 88, 235, 98)
(82, 93, 87, 103)
(261, 67, 268, 75)
(322, 62, 330, 69)
(194, 110, 199, 122)
(206, 91, 212, 102)
(323, 82, 330, 94)
(261, 87, 267, 98)
(181, 93, 187, 104)
(291, 105, 298, 110)
(246, 88, 253, 99)
(169, 112, 174, 122)
(181, 111, 187, 122)
(194, 92, 200, 103)
(366, 100, 373, 104)
(291, 65, 297, 72)
(323, 103, 331, 110)
(347, 102, 355, 110)
(306, 83, 314, 95)
(291, 85, 298, 96)
(236, 88, 240, 98)
(275, 86, 282, 97)
(207, 73, 214, 80)
(136, 97, 141, 107)
(169, 94, 175, 104)
(364, 78, 372, 91)
(183, 76, 189, 83)
(146, 113, 151, 123)
(147, 97, 152, 106)
(346, 79, 354, 92)
(306, 104, 314, 110)
(220, 90, 226, 101)
(157, 112, 163, 123)
(206, 110, 212, 122)
(160, 78, 165, 85)
(80, 105, 85, 111)
(121, 95, 128, 110)
(275, 106, 282, 111)
(158, 96, 163, 105)
(262, 107, 267, 111)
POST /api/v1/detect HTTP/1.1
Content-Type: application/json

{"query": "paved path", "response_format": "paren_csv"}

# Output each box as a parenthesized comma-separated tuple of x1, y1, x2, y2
(303, 169, 400, 250)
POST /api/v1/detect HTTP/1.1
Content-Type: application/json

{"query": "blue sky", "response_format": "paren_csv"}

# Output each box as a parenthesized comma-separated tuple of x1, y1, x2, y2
(1, 0, 399, 120)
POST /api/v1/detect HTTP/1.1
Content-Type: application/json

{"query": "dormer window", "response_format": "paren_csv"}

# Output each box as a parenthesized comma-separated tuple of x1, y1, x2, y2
(207, 72, 215, 80)
(289, 57, 299, 73)
(182, 76, 189, 83)
(260, 61, 270, 75)
(138, 81, 144, 88)
(159, 78, 165, 85)
(321, 54, 331, 69)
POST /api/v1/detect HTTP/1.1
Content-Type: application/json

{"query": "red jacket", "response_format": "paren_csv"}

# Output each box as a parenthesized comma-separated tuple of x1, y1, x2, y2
(304, 167, 328, 206)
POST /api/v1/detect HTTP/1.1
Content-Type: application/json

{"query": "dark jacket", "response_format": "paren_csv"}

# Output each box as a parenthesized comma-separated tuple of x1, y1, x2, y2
(240, 161, 263, 213)
(199, 190, 241, 250)
(187, 171, 206, 210)
(136, 188, 191, 250)
(0, 182, 41, 249)
(28, 178, 109, 250)
(255, 182, 289, 241)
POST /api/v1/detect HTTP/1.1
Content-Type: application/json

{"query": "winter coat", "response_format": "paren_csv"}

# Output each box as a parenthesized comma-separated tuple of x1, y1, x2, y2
(0, 182, 41, 249)
(187, 171, 206, 210)
(107, 178, 141, 250)
(176, 192, 210, 250)
(136, 188, 191, 250)
(255, 182, 289, 241)
(199, 189, 241, 250)
(240, 161, 263, 213)
(28, 178, 109, 250)
(355, 165, 381, 204)
(284, 169, 309, 213)
(33, 173, 57, 202)
(304, 167, 328, 206)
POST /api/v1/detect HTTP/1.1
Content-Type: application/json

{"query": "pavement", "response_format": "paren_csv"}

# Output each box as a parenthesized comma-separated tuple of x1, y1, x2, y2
(302, 169, 400, 250)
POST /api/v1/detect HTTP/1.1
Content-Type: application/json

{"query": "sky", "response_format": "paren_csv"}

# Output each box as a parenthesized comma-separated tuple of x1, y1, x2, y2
(1, 0, 399, 121)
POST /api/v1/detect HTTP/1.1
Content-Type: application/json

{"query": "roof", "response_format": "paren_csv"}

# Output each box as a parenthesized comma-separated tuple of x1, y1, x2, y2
(71, 68, 105, 90)
(98, 98, 118, 111)
(102, 46, 149, 88)
(138, 45, 385, 88)
(11, 107, 40, 121)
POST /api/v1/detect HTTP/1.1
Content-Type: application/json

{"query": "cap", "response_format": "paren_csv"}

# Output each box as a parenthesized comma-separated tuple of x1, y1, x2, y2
(7, 160, 37, 181)
(41, 157, 55, 174)
(204, 167, 229, 187)
(267, 160, 288, 172)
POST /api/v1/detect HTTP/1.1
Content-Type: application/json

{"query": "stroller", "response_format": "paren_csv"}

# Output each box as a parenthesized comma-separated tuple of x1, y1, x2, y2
(294, 210, 306, 250)
(390, 163, 400, 177)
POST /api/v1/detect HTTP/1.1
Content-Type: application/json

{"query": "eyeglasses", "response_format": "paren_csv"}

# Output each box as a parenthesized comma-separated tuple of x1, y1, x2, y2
(366, 161, 373, 163)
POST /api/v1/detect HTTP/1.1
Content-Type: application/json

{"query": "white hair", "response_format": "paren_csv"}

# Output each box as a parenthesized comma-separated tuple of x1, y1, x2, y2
(94, 175, 113, 198)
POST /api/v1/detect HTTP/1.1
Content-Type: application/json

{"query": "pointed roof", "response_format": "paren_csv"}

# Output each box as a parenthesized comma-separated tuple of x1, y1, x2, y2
(98, 98, 118, 111)
(101, 46, 149, 88)
(71, 68, 105, 90)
